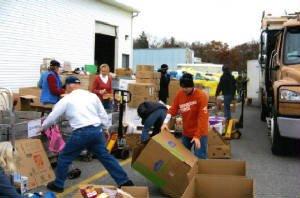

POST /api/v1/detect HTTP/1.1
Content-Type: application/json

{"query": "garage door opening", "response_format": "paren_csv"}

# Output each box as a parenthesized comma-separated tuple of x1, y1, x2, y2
(94, 33, 115, 72)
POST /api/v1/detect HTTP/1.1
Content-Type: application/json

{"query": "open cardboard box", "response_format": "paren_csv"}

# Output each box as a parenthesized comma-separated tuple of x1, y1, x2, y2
(74, 185, 149, 198)
(182, 174, 254, 198)
(132, 130, 198, 198)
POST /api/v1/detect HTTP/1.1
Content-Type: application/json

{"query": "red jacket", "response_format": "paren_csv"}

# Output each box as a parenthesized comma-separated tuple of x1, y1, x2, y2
(91, 75, 112, 100)
(168, 88, 209, 138)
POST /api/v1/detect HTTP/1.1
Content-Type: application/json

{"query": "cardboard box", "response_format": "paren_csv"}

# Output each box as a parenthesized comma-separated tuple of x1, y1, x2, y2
(136, 71, 154, 79)
(128, 96, 157, 108)
(168, 80, 181, 105)
(128, 83, 155, 97)
(60, 74, 96, 91)
(136, 65, 154, 72)
(132, 131, 198, 197)
(115, 68, 133, 76)
(136, 78, 160, 85)
(19, 87, 41, 110)
(208, 144, 231, 159)
(208, 129, 231, 159)
(15, 139, 55, 190)
(182, 174, 254, 198)
(125, 133, 141, 149)
(196, 159, 246, 176)
(153, 72, 161, 79)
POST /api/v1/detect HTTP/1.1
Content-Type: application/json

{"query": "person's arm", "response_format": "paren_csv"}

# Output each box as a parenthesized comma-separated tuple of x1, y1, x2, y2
(48, 74, 65, 95)
(195, 92, 209, 139)
(161, 92, 180, 130)
(92, 77, 100, 95)
(95, 95, 109, 128)
(41, 98, 67, 130)
(107, 76, 113, 94)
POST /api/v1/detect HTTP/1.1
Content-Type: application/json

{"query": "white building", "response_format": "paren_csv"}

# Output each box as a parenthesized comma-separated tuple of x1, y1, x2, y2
(0, 0, 138, 91)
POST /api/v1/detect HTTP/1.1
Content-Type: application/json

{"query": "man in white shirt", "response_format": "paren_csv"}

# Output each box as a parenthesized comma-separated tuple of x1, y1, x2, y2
(42, 76, 133, 193)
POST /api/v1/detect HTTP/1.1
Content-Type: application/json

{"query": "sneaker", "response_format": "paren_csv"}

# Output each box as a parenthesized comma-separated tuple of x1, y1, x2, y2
(46, 181, 64, 193)
(118, 180, 134, 188)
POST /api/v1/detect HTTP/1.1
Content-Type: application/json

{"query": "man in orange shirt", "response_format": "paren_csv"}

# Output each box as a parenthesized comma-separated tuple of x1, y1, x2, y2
(161, 73, 209, 159)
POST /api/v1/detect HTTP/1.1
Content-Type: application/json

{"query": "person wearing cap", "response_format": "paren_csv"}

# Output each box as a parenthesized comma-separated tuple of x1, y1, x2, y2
(40, 60, 65, 105)
(158, 64, 170, 104)
(41, 76, 134, 193)
(215, 66, 236, 120)
(161, 73, 209, 159)
(92, 64, 113, 110)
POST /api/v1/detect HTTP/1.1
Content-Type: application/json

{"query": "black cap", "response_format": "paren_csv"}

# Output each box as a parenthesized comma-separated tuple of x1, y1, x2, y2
(180, 73, 194, 88)
(161, 64, 168, 70)
(64, 76, 81, 87)
(50, 60, 61, 67)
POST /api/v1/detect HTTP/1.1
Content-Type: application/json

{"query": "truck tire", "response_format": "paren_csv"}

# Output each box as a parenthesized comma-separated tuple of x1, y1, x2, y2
(271, 116, 287, 155)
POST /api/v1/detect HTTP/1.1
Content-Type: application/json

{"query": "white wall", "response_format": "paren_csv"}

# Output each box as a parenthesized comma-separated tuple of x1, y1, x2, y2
(0, 0, 133, 92)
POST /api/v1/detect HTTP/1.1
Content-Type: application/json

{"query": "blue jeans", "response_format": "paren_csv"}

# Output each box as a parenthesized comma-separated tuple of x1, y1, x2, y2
(181, 135, 208, 159)
(102, 99, 112, 110)
(224, 95, 233, 120)
(54, 125, 130, 188)
(0, 168, 22, 198)
(141, 109, 167, 142)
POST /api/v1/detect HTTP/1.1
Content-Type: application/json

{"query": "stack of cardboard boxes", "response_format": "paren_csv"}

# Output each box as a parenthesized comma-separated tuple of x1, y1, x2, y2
(127, 65, 160, 108)
(168, 79, 181, 105)
(132, 130, 254, 198)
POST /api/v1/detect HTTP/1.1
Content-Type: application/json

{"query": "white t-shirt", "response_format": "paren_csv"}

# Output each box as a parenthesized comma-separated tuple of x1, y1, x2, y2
(100, 74, 108, 84)
(42, 89, 109, 130)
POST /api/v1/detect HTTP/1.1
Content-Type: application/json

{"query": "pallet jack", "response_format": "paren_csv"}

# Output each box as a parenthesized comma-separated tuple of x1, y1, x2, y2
(224, 80, 247, 140)
(106, 89, 131, 160)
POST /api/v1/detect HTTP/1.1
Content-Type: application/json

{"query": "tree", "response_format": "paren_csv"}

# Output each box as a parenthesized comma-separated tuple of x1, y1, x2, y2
(133, 31, 149, 49)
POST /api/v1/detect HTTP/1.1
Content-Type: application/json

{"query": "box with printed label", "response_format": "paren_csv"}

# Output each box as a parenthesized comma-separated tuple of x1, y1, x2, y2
(15, 139, 55, 190)
(132, 130, 198, 198)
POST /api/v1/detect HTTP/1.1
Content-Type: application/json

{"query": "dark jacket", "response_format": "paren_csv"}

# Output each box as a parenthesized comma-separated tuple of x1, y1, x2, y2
(216, 73, 236, 97)
(159, 72, 170, 100)
(137, 101, 167, 124)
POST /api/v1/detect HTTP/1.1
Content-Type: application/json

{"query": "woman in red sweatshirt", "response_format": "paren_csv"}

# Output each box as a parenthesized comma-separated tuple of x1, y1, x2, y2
(161, 73, 209, 159)
(91, 64, 113, 110)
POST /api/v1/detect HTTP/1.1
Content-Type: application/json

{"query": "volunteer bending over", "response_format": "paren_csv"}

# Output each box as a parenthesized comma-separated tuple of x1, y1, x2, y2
(41, 76, 133, 193)
(161, 73, 209, 159)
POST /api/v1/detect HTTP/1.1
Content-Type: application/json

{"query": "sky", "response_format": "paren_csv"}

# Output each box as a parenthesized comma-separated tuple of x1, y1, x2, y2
(119, 0, 300, 47)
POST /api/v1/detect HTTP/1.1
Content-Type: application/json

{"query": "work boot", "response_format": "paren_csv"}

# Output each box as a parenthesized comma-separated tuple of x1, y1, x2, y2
(118, 180, 134, 188)
(47, 181, 64, 193)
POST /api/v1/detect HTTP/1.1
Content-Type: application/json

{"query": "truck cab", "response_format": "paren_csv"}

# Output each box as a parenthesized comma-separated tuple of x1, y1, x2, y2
(259, 12, 300, 155)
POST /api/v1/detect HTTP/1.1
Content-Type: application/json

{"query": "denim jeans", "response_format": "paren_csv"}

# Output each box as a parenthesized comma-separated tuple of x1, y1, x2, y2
(0, 168, 22, 198)
(54, 125, 130, 188)
(223, 95, 233, 120)
(102, 99, 112, 110)
(141, 109, 167, 142)
(181, 135, 208, 159)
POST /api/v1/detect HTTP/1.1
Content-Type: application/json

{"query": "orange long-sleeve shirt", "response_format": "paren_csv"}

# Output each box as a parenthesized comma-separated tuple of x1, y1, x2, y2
(168, 88, 209, 138)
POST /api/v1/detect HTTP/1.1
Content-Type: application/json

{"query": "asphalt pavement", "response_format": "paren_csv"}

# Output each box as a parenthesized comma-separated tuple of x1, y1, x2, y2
(31, 103, 300, 198)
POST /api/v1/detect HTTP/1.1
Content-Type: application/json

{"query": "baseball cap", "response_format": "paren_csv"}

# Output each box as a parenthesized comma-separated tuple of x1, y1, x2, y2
(64, 76, 81, 87)
(50, 60, 61, 67)
(180, 73, 194, 88)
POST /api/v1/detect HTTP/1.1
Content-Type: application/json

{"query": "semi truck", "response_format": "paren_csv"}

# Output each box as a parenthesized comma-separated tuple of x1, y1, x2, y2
(259, 12, 300, 155)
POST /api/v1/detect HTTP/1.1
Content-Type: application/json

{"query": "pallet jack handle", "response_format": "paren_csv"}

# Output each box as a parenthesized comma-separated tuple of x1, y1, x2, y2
(113, 89, 131, 138)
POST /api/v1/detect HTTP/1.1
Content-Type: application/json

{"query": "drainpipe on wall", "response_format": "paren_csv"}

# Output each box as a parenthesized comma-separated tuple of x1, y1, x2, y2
(131, 11, 139, 70)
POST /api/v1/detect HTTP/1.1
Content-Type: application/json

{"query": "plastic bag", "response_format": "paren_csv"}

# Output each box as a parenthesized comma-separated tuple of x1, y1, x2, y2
(44, 125, 65, 153)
